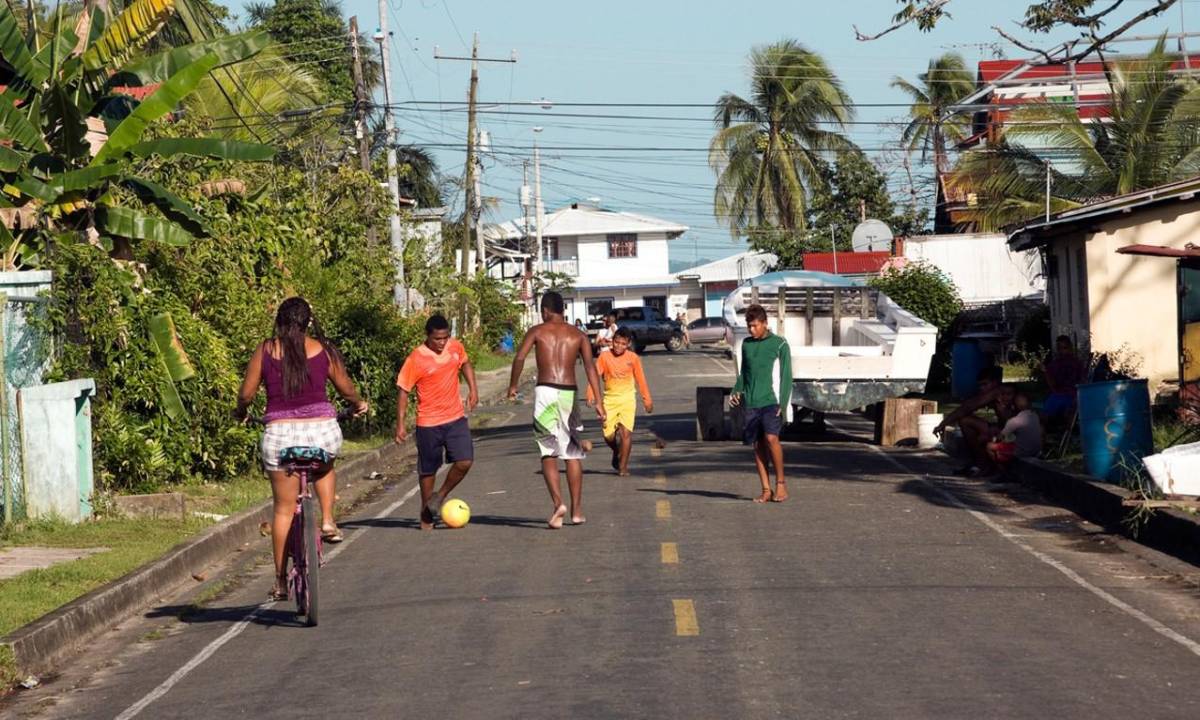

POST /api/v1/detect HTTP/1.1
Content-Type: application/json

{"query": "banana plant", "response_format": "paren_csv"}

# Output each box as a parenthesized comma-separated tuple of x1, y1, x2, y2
(147, 312, 195, 420)
(0, 0, 275, 268)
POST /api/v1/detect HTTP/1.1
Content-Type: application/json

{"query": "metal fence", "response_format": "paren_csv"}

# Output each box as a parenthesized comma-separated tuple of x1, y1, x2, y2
(0, 271, 52, 524)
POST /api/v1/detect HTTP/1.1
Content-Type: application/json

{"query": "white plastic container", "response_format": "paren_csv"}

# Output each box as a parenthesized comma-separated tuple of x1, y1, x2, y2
(917, 413, 944, 449)
(1142, 440, 1200, 495)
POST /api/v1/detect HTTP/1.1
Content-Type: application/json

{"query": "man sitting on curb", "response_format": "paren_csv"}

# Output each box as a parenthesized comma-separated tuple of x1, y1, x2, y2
(934, 365, 1014, 478)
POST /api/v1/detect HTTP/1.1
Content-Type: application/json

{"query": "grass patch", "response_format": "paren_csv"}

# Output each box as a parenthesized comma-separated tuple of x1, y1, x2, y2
(340, 434, 390, 456)
(473, 352, 512, 374)
(0, 516, 209, 638)
(0, 644, 17, 688)
(178, 474, 271, 517)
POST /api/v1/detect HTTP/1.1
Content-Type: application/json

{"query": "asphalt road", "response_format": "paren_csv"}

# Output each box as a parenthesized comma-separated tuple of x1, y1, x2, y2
(8, 349, 1200, 719)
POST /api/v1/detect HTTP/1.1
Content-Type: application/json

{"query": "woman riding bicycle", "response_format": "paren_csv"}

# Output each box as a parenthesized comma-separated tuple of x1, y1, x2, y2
(234, 297, 368, 601)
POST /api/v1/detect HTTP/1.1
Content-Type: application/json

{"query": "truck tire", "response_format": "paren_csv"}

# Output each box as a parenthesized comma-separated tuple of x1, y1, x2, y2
(665, 332, 684, 353)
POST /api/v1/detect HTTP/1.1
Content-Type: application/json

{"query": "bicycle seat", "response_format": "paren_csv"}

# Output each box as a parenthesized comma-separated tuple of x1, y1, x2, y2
(279, 446, 332, 465)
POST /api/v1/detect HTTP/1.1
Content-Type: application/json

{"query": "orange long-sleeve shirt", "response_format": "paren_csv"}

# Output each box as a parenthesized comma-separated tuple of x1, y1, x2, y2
(587, 350, 652, 405)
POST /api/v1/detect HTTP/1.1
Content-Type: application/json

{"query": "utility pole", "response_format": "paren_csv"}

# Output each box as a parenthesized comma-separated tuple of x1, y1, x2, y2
(435, 36, 517, 278)
(521, 161, 533, 317)
(374, 4, 406, 309)
(533, 126, 544, 278)
(348, 16, 376, 247)
(830, 225, 839, 275)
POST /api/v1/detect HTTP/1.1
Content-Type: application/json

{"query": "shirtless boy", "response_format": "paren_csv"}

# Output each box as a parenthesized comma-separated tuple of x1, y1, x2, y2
(508, 291, 606, 528)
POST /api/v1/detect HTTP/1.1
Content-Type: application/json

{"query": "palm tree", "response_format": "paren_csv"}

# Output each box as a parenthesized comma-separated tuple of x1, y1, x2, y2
(953, 38, 1200, 230)
(891, 52, 976, 177)
(709, 40, 853, 237)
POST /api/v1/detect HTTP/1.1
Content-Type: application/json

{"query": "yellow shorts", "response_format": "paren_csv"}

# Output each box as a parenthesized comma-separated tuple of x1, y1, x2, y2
(603, 393, 637, 438)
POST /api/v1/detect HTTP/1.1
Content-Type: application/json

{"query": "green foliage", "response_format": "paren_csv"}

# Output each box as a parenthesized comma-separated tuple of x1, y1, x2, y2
(245, 0, 379, 101)
(868, 261, 962, 333)
(38, 144, 425, 491)
(710, 39, 853, 236)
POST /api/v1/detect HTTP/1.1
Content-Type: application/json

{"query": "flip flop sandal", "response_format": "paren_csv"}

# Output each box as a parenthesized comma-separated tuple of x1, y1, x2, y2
(268, 587, 289, 602)
(321, 527, 345, 543)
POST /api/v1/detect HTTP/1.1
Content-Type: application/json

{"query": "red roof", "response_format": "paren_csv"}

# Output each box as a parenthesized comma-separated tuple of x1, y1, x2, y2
(802, 251, 892, 275)
(0, 83, 159, 99)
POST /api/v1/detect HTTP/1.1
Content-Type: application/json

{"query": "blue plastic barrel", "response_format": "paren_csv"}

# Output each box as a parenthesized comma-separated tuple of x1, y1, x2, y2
(951, 339, 985, 399)
(1077, 379, 1153, 483)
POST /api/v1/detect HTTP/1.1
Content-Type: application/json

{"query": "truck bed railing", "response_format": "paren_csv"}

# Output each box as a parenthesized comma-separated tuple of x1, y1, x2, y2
(736, 287, 880, 346)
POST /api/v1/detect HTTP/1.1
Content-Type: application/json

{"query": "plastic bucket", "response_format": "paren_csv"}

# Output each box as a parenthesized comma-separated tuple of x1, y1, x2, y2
(951, 339, 985, 399)
(1077, 379, 1153, 483)
(917, 413, 943, 449)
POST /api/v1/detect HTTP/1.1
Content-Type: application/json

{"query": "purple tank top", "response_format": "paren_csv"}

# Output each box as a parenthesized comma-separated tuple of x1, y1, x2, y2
(262, 347, 336, 422)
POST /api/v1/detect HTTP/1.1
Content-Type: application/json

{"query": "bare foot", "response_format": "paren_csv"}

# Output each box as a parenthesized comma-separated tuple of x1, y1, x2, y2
(753, 489, 772, 503)
(571, 515, 586, 525)
(548, 504, 567, 529)
(771, 483, 789, 502)
(618, 467, 630, 477)
(419, 507, 435, 531)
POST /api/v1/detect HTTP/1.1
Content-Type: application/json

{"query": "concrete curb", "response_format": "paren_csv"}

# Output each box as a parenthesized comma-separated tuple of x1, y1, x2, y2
(1013, 457, 1200, 567)
(1, 363, 528, 680)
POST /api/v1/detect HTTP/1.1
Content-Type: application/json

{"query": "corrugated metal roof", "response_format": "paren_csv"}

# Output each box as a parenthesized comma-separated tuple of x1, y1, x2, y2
(802, 251, 893, 275)
(673, 250, 776, 283)
(485, 204, 687, 240)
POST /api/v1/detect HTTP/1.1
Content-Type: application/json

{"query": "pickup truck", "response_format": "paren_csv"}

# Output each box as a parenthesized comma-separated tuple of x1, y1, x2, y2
(587, 306, 685, 353)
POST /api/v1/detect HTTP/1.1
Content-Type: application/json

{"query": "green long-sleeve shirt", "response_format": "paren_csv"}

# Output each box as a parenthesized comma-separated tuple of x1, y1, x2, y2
(732, 333, 792, 409)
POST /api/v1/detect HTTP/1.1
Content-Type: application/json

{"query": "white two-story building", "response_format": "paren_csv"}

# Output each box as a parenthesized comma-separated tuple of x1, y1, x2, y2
(485, 202, 691, 324)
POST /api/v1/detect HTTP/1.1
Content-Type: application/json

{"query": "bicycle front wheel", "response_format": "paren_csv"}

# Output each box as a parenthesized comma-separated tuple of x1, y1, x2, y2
(301, 496, 320, 627)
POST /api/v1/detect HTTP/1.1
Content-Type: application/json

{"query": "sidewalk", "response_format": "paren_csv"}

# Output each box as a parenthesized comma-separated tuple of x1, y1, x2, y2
(0, 361, 527, 684)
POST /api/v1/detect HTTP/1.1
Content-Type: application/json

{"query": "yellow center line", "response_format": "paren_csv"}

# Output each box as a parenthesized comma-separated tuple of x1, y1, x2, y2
(656, 499, 671, 519)
(672, 599, 699, 636)
(661, 542, 679, 564)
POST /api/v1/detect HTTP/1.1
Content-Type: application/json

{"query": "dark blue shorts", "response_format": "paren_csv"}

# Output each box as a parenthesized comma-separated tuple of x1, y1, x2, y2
(1044, 391, 1075, 419)
(742, 404, 783, 444)
(415, 417, 474, 476)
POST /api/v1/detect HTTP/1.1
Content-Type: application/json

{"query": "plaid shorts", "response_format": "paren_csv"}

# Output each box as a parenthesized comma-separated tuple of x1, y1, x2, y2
(261, 419, 343, 472)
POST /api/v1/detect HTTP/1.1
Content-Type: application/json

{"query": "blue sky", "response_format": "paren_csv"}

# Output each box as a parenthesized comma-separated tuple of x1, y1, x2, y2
(236, 0, 1188, 267)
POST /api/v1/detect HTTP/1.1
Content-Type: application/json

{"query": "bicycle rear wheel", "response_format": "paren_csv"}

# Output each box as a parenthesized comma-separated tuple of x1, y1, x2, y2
(301, 495, 320, 626)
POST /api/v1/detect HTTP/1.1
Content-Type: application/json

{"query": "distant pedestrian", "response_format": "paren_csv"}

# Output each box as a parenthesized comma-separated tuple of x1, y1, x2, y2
(729, 304, 792, 503)
(508, 291, 606, 528)
(587, 327, 653, 476)
(395, 314, 479, 530)
(1042, 335, 1085, 426)
(676, 312, 691, 348)
(596, 313, 618, 353)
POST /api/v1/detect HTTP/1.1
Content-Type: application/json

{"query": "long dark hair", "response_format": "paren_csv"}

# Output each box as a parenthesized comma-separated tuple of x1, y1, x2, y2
(272, 297, 340, 398)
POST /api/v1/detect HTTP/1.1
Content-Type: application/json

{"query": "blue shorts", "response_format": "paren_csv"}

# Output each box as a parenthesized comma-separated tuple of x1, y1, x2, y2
(742, 404, 783, 444)
(1044, 392, 1075, 419)
(415, 417, 474, 476)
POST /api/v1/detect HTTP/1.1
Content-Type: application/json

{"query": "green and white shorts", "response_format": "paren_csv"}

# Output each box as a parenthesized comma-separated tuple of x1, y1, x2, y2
(533, 384, 586, 460)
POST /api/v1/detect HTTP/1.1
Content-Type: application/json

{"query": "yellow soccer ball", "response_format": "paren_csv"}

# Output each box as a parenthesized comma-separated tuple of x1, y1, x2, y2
(441, 498, 471, 528)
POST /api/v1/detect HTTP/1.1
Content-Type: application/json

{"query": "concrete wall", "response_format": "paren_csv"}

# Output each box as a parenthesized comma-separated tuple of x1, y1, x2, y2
(575, 232, 671, 286)
(904, 233, 1044, 302)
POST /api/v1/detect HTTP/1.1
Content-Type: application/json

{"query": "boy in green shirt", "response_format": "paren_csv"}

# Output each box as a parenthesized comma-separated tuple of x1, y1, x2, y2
(730, 304, 792, 503)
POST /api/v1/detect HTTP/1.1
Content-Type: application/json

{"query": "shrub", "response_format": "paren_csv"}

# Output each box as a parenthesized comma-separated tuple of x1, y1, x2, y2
(869, 261, 962, 334)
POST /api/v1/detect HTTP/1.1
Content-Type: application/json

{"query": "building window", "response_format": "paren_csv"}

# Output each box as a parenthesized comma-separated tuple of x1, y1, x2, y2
(607, 233, 637, 258)
(587, 297, 614, 322)
(643, 295, 667, 315)
(543, 237, 559, 261)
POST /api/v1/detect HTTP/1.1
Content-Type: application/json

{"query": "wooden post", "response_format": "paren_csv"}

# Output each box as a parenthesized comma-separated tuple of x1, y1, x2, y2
(804, 288, 814, 346)
(831, 289, 842, 346)
(874, 398, 938, 446)
(860, 288, 870, 319)
(750, 286, 759, 307)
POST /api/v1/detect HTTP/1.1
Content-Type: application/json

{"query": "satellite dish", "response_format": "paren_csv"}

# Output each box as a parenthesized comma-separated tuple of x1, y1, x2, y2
(851, 219, 893, 253)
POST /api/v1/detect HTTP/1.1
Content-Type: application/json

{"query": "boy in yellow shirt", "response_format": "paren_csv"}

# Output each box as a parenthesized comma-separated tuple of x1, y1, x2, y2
(587, 327, 653, 476)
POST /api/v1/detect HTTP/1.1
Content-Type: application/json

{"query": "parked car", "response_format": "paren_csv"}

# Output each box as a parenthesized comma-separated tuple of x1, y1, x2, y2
(587, 306, 684, 353)
(687, 317, 733, 347)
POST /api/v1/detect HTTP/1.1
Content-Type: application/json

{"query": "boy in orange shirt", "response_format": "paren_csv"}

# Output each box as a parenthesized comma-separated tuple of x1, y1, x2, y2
(587, 327, 653, 476)
(395, 315, 479, 529)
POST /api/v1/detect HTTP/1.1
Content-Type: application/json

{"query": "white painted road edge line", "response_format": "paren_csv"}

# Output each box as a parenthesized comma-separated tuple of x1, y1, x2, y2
(114, 481, 422, 720)
(864, 441, 1200, 658)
